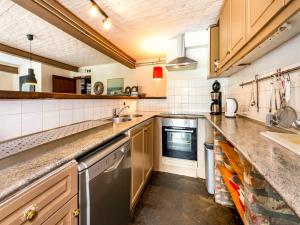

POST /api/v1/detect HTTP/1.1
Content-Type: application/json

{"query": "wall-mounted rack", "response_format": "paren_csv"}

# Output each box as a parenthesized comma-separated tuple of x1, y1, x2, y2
(240, 65, 300, 88)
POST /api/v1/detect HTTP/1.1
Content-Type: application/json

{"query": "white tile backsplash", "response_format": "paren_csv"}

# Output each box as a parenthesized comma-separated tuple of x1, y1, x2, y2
(0, 99, 137, 142)
(0, 114, 21, 141)
(22, 112, 43, 136)
(0, 100, 21, 116)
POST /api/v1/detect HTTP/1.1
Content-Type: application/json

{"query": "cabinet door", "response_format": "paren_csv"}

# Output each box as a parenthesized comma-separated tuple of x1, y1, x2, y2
(246, 0, 285, 39)
(43, 195, 78, 225)
(230, 0, 246, 55)
(144, 122, 153, 180)
(131, 128, 144, 207)
(219, 0, 230, 65)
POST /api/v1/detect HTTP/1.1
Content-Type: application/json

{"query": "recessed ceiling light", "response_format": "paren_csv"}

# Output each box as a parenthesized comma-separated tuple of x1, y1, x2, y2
(141, 36, 168, 53)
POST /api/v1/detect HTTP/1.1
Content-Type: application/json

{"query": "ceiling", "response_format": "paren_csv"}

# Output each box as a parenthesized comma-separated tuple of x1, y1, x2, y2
(0, 0, 115, 67)
(57, 0, 224, 60)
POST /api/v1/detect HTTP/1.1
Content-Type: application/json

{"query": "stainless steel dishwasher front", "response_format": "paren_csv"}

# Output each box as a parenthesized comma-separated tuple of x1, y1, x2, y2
(78, 134, 131, 225)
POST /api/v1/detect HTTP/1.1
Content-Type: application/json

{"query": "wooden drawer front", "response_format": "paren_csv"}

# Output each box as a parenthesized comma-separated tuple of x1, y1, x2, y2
(0, 162, 77, 225)
(43, 195, 78, 225)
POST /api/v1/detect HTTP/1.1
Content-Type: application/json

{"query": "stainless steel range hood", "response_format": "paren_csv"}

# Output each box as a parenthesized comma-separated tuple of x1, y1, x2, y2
(166, 34, 198, 71)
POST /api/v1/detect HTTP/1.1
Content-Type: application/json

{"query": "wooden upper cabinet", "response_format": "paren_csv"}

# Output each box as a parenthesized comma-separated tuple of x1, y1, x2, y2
(219, 0, 230, 65)
(230, 0, 247, 55)
(246, 0, 285, 40)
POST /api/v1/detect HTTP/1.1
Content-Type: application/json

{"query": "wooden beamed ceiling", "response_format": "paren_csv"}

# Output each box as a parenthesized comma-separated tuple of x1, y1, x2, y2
(11, 0, 136, 69)
(0, 63, 18, 74)
(0, 43, 79, 72)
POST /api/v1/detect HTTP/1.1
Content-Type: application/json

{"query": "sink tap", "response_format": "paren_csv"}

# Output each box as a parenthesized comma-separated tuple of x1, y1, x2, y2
(113, 106, 130, 118)
(292, 119, 300, 130)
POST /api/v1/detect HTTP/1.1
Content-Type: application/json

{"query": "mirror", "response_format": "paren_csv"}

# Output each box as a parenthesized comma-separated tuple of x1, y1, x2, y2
(0, 0, 167, 98)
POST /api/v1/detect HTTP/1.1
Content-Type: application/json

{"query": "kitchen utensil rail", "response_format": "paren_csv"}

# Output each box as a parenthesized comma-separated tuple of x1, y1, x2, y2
(239, 65, 300, 88)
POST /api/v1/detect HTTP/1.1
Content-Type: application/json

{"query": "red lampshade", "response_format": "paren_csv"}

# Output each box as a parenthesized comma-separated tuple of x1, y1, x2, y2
(153, 66, 163, 79)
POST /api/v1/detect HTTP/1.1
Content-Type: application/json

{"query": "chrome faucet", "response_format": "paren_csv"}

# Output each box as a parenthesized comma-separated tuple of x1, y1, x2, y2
(113, 105, 130, 118)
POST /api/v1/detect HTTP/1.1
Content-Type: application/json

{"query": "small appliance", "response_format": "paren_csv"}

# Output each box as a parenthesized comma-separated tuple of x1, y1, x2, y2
(225, 98, 238, 118)
(210, 80, 222, 115)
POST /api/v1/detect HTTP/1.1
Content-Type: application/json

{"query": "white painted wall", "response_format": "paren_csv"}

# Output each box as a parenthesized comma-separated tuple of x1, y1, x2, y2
(0, 71, 17, 91)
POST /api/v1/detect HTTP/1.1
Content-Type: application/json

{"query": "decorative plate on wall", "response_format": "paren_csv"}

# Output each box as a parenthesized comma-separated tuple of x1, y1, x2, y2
(93, 81, 104, 95)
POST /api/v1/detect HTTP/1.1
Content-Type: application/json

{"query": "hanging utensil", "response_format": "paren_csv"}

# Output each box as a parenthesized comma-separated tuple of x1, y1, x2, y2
(266, 77, 274, 126)
(248, 80, 256, 110)
(285, 72, 291, 103)
(275, 80, 297, 129)
(255, 75, 259, 112)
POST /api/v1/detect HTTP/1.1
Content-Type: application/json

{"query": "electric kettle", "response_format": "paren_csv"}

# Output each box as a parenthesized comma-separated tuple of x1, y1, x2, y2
(225, 98, 238, 118)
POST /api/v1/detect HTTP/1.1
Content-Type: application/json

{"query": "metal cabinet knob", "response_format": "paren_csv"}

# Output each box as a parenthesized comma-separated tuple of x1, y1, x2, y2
(73, 209, 80, 217)
(24, 209, 38, 221)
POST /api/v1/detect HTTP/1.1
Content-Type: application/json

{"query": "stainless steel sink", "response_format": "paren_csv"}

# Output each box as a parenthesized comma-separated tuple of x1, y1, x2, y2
(110, 114, 143, 123)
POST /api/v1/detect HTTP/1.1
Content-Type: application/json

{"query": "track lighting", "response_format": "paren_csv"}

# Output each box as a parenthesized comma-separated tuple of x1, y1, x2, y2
(89, 0, 111, 29)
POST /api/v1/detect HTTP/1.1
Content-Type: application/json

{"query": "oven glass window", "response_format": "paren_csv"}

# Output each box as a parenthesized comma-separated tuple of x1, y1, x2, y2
(166, 131, 192, 152)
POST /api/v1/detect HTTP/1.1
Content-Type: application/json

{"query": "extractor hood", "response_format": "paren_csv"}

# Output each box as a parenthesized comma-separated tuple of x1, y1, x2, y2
(166, 34, 198, 71)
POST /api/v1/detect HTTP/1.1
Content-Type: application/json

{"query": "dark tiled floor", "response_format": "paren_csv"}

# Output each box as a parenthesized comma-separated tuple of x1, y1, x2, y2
(131, 172, 243, 225)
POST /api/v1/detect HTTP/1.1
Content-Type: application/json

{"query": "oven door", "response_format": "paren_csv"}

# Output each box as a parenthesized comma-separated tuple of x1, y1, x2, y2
(162, 126, 197, 160)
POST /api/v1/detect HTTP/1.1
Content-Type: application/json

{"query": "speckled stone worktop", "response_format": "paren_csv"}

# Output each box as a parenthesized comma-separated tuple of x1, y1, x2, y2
(0, 113, 158, 203)
(206, 114, 300, 218)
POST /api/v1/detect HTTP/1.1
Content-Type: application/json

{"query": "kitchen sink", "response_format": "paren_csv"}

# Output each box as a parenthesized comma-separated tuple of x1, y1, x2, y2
(110, 114, 143, 123)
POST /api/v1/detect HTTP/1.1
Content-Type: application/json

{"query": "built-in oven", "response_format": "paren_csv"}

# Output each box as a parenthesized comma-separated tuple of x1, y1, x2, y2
(162, 118, 197, 160)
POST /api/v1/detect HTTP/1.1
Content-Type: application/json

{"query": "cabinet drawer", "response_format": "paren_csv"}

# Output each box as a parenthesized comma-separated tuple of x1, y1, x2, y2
(0, 162, 77, 225)
(43, 195, 78, 225)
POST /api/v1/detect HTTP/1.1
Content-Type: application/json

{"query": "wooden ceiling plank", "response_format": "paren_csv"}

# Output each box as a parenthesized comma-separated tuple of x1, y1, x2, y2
(0, 64, 18, 74)
(0, 43, 79, 72)
(11, 0, 136, 69)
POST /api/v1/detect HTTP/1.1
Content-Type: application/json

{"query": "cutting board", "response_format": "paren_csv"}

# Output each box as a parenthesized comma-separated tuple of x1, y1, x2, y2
(260, 131, 300, 156)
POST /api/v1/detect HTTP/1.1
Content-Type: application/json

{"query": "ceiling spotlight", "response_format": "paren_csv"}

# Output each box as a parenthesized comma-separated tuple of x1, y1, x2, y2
(103, 17, 111, 30)
(90, 3, 98, 16)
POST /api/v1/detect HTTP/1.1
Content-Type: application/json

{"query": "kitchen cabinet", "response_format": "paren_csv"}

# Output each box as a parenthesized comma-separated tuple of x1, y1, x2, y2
(246, 0, 285, 40)
(219, 0, 230, 66)
(144, 121, 153, 180)
(0, 162, 78, 225)
(130, 119, 154, 210)
(43, 195, 78, 225)
(209, 25, 219, 76)
(230, 0, 246, 55)
(131, 127, 145, 207)
(219, 0, 247, 67)
(212, 0, 297, 76)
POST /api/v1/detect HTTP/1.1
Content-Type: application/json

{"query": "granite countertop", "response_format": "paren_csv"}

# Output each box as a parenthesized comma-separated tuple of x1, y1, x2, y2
(0, 113, 158, 203)
(206, 114, 300, 218)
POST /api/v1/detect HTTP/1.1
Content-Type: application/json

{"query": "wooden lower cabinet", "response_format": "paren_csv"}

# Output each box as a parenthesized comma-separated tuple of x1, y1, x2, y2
(0, 162, 78, 225)
(131, 127, 145, 207)
(130, 119, 154, 209)
(143, 122, 153, 180)
(43, 195, 78, 225)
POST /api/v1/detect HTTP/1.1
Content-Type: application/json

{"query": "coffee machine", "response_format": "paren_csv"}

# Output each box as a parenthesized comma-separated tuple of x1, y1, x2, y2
(210, 80, 222, 115)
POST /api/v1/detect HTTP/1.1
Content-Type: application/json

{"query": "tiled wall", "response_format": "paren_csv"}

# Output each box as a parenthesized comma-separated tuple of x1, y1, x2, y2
(227, 34, 300, 123)
(138, 77, 228, 113)
(0, 99, 137, 142)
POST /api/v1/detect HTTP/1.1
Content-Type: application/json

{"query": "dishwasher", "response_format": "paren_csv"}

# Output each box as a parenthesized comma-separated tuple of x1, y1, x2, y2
(78, 133, 131, 225)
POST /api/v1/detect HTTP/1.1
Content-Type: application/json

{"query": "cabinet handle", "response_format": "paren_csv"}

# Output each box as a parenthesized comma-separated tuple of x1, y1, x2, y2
(24, 208, 38, 221)
(226, 50, 230, 55)
(73, 209, 80, 217)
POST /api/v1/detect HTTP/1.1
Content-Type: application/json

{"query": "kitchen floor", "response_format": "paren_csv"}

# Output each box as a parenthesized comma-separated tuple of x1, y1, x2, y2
(130, 172, 242, 225)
